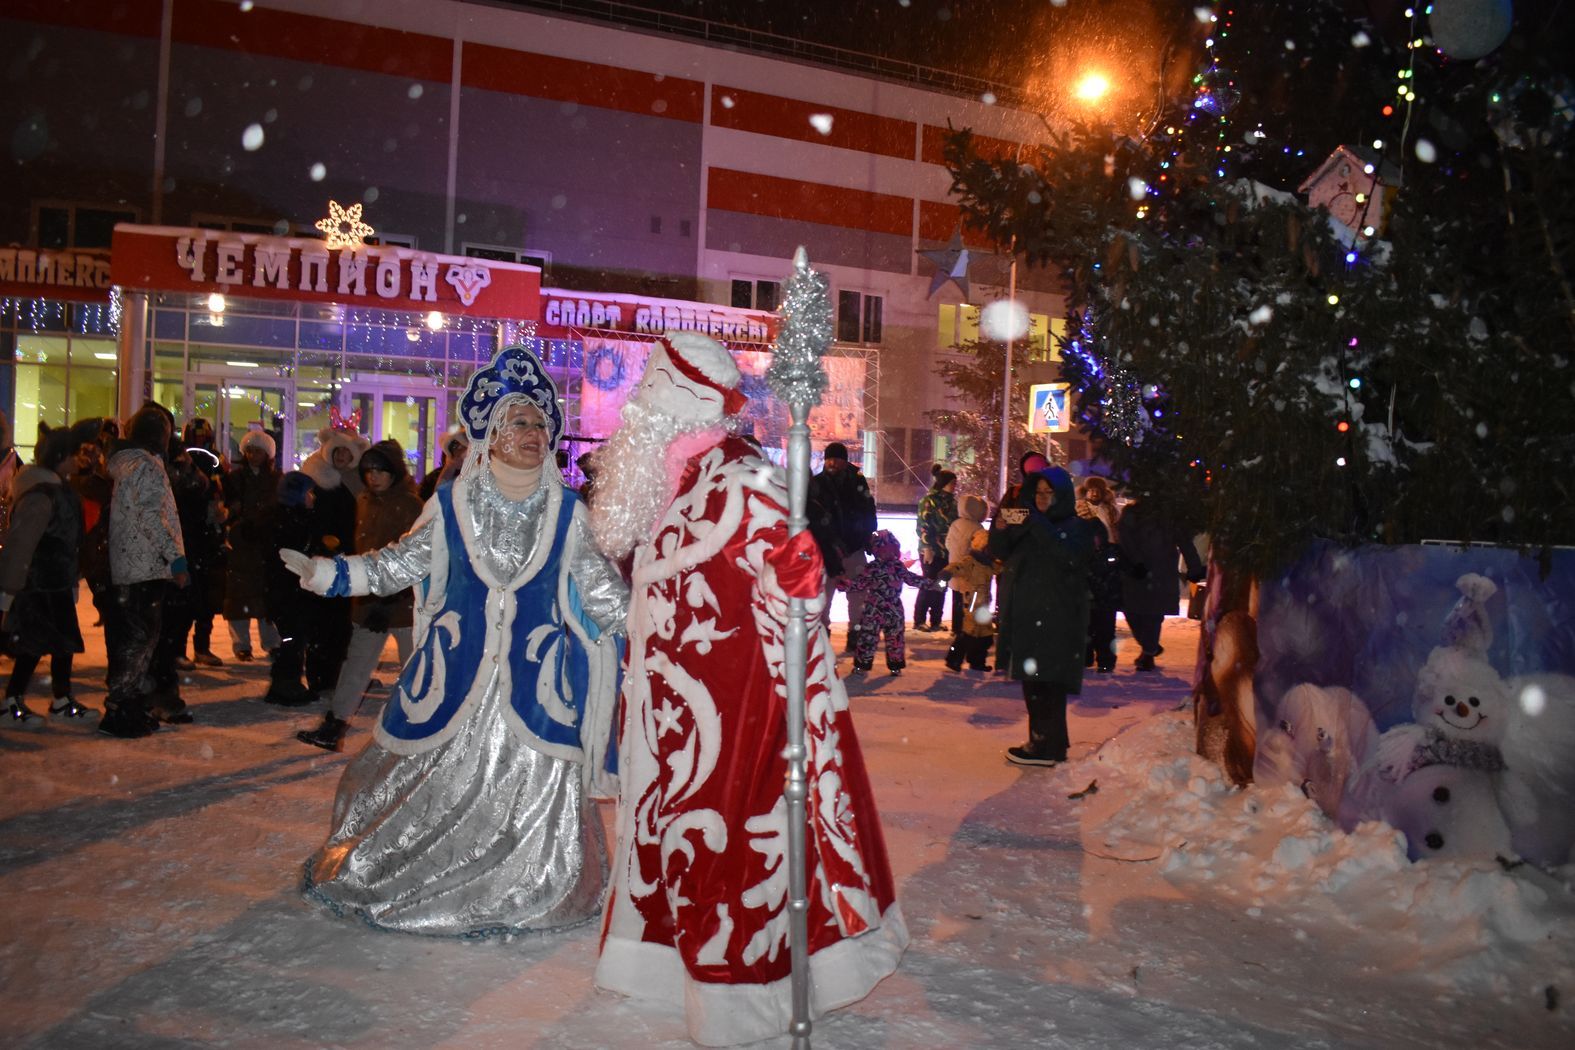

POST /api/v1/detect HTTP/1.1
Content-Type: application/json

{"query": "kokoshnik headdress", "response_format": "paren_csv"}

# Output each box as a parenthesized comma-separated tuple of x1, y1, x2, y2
(458, 343, 564, 450)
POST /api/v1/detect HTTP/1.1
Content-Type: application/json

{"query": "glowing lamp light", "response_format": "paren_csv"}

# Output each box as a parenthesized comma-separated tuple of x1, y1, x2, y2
(1349, 378, 1362, 389)
(207, 292, 226, 314)
(425, 311, 445, 331)
(1346, 252, 1358, 263)
(1073, 72, 1111, 103)
(405, 328, 420, 342)
(1337, 420, 1351, 433)
(1327, 294, 1340, 306)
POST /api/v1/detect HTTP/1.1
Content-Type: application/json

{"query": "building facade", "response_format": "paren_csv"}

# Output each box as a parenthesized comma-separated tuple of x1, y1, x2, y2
(2, 0, 1070, 503)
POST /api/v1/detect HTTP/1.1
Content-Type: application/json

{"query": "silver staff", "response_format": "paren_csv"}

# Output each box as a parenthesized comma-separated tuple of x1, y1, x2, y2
(765, 246, 831, 1049)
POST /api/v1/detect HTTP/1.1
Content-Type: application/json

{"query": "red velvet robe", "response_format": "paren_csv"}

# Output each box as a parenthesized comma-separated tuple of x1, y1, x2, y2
(596, 436, 906, 1046)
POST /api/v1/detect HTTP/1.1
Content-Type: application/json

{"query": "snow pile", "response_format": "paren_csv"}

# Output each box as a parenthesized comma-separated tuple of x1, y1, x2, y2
(1079, 709, 1575, 989)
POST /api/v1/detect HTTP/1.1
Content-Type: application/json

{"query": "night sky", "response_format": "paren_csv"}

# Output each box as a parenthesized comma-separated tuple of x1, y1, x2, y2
(500, 1, 1568, 103)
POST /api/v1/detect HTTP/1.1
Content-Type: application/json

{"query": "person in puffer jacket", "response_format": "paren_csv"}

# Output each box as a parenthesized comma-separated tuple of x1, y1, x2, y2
(297, 438, 423, 752)
(100, 404, 190, 738)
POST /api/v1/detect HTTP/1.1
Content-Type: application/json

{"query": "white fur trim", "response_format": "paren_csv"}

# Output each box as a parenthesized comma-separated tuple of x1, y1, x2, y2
(595, 904, 909, 1047)
(628, 333, 740, 425)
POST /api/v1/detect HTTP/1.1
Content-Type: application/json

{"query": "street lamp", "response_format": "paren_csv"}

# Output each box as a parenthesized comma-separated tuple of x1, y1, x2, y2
(1073, 71, 1111, 103)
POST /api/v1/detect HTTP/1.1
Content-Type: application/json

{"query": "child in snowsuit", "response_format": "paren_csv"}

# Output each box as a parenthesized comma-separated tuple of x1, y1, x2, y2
(841, 529, 943, 676)
(943, 529, 998, 672)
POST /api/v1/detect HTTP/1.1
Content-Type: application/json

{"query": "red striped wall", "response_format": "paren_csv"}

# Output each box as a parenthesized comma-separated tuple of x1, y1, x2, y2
(708, 169, 913, 238)
(922, 124, 1026, 167)
(2, 0, 161, 36)
(711, 86, 914, 159)
(173, 0, 453, 82)
(918, 200, 994, 247)
(463, 43, 704, 123)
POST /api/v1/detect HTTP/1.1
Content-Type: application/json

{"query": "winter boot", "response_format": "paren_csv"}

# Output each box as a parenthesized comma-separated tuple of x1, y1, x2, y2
(1134, 652, 1157, 672)
(944, 643, 964, 672)
(98, 703, 159, 739)
(297, 714, 349, 752)
(49, 695, 94, 720)
(6, 697, 42, 729)
(264, 681, 315, 707)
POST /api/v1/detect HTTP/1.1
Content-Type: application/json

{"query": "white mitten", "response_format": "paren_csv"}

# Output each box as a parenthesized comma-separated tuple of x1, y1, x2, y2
(280, 549, 337, 595)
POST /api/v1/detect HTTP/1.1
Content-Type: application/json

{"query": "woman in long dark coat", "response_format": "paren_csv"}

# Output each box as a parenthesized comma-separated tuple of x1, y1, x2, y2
(988, 467, 1098, 766)
(1118, 497, 1206, 671)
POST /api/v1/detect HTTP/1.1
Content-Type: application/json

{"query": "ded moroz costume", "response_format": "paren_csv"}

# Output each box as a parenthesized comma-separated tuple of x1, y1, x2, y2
(589, 332, 906, 1046)
(284, 343, 629, 937)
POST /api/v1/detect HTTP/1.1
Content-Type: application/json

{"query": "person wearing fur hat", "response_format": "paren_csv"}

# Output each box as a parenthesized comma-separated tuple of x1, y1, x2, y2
(222, 428, 282, 660)
(299, 425, 370, 698)
(99, 405, 190, 738)
(589, 332, 906, 1046)
(297, 438, 424, 752)
(2, 419, 103, 727)
(283, 343, 628, 938)
(943, 493, 993, 671)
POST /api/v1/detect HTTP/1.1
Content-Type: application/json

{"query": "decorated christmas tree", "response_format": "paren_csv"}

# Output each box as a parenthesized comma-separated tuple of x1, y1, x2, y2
(944, 0, 1575, 575)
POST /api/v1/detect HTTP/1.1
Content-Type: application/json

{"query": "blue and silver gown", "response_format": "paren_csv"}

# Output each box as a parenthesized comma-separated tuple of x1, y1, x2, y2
(303, 470, 628, 937)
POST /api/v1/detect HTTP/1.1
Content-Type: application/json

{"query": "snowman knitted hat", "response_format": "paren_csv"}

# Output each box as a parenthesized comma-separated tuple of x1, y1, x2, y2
(633, 332, 746, 425)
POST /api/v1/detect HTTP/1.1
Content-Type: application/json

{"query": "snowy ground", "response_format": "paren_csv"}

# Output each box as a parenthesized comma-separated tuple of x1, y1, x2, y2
(3, 601, 1572, 1050)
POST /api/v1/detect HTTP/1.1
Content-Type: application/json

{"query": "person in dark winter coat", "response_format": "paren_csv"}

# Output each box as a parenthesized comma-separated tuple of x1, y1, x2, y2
(1078, 477, 1129, 673)
(418, 425, 468, 502)
(1, 420, 103, 726)
(177, 418, 227, 665)
(265, 472, 325, 705)
(298, 425, 369, 698)
(807, 441, 877, 643)
(988, 468, 1098, 766)
(298, 438, 424, 751)
(223, 429, 281, 659)
(99, 405, 190, 738)
(913, 466, 958, 632)
(1117, 498, 1206, 672)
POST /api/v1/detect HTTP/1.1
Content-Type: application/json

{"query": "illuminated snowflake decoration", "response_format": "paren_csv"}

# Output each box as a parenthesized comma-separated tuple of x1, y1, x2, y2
(314, 199, 375, 250)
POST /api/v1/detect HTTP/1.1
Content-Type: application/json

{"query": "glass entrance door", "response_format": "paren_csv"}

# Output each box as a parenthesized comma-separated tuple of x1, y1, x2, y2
(185, 373, 291, 467)
(343, 383, 441, 482)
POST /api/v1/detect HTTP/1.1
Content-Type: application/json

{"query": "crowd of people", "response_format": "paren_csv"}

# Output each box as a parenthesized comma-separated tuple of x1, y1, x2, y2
(0, 403, 470, 742)
(0, 337, 1204, 1043)
(807, 447, 1205, 768)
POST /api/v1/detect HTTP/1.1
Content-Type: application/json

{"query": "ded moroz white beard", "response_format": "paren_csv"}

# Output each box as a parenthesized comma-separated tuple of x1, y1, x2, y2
(588, 399, 727, 560)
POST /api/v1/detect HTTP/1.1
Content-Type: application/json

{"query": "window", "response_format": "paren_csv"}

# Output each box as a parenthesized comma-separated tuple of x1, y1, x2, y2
(190, 213, 293, 236)
(33, 202, 140, 249)
(937, 304, 1063, 361)
(650, 215, 663, 235)
(464, 244, 521, 263)
(730, 278, 780, 312)
(369, 232, 417, 249)
(465, 245, 551, 273)
(837, 291, 883, 344)
(679, 219, 692, 238)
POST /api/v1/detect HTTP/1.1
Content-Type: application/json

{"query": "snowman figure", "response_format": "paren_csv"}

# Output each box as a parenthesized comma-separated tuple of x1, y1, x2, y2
(1371, 643, 1515, 861)
(1364, 573, 1575, 865)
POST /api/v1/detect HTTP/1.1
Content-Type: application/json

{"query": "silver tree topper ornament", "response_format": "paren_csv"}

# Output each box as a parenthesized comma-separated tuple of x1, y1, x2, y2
(766, 246, 829, 1049)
